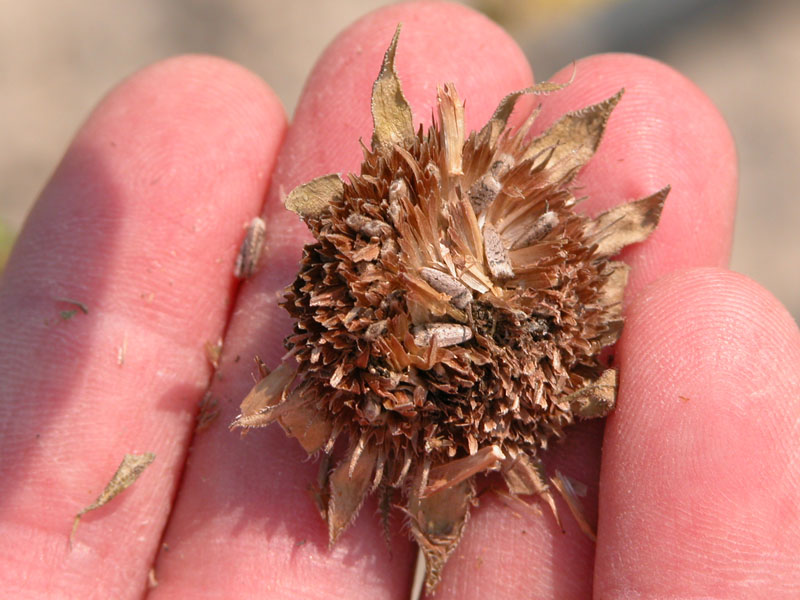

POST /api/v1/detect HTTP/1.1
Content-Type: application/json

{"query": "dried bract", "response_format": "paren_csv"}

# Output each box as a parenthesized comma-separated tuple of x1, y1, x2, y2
(233, 25, 668, 593)
(70, 452, 155, 547)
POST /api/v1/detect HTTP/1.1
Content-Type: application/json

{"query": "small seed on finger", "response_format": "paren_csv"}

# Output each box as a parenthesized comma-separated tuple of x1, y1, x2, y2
(234, 217, 266, 279)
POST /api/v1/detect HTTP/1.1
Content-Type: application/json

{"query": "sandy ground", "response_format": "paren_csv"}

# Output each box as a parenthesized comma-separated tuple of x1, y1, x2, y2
(1, 0, 797, 319)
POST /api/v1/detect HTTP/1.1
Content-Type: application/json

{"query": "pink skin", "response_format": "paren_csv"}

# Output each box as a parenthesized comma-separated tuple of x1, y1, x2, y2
(0, 2, 797, 599)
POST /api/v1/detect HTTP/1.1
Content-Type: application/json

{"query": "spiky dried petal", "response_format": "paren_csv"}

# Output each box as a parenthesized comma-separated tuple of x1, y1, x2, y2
(438, 84, 465, 176)
(371, 24, 415, 152)
(478, 78, 573, 147)
(567, 368, 618, 418)
(278, 398, 332, 453)
(409, 479, 474, 593)
(598, 261, 631, 317)
(589, 186, 670, 256)
(423, 445, 504, 496)
(328, 439, 379, 545)
(524, 90, 623, 183)
(501, 453, 561, 526)
(285, 174, 344, 220)
(551, 470, 596, 541)
(236, 362, 296, 420)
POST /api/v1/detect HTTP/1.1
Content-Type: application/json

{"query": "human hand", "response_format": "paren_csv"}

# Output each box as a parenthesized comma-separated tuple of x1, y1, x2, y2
(1, 3, 798, 598)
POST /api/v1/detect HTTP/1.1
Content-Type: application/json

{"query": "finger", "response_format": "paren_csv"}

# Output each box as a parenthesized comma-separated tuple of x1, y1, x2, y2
(596, 268, 800, 598)
(149, 4, 533, 599)
(0, 56, 285, 597)
(433, 54, 738, 599)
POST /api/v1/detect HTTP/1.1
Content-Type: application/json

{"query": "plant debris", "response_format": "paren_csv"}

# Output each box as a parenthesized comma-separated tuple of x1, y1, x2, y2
(232, 25, 667, 593)
(205, 337, 224, 370)
(196, 391, 221, 432)
(70, 452, 155, 547)
(56, 297, 89, 314)
(234, 216, 266, 279)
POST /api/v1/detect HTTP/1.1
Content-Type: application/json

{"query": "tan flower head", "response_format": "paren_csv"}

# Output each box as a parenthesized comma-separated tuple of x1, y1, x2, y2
(232, 25, 667, 593)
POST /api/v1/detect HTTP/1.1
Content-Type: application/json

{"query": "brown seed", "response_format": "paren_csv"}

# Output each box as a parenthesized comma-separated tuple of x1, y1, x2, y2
(346, 213, 391, 238)
(490, 153, 514, 178)
(419, 267, 472, 309)
(234, 217, 266, 279)
(511, 211, 559, 250)
(363, 319, 388, 341)
(412, 323, 473, 347)
(482, 223, 514, 280)
(467, 172, 502, 216)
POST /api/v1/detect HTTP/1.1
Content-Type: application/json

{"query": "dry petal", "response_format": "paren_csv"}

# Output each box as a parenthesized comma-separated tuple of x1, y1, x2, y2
(524, 90, 623, 184)
(551, 469, 596, 541)
(70, 453, 155, 546)
(284, 174, 344, 220)
(328, 440, 378, 544)
(567, 368, 618, 418)
(278, 399, 332, 453)
(370, 24, 415, 152)
(438, 84, 465, 176)
(423, 445, 504, 496)
(409, 478, 474, 593)
(589, 186, 670, 257)
(478, 78, 572, 147)
(233, 216, 266, 278)
(501, 453, 560, 527)
(236, 362, 296, 419)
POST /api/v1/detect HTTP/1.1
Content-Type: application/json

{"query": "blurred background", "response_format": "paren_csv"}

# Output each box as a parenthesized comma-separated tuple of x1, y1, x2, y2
(1, 0, 798, 319)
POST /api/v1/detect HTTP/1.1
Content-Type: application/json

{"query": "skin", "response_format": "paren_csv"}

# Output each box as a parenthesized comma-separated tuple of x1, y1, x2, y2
(0, 2, 797, 598)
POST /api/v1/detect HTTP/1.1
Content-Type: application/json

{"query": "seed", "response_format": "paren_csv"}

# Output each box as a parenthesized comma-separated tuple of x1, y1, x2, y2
(490, 153, 514, 178)
(234, 217, 266, 279)
(346, 213, 391, 238)
(511, 211, 559, 250)
(412, 323, 473, 347)
(467, 172, 502, 216)
(482, 223, 514, 280)
(419, 267, 472, 309)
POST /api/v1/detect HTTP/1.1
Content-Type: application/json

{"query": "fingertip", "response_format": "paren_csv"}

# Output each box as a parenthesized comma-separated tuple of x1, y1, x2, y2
(597, 268, 800, 597)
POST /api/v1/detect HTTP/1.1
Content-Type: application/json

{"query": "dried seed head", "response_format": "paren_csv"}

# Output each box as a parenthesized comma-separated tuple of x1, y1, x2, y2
(233, 25, 668, 593)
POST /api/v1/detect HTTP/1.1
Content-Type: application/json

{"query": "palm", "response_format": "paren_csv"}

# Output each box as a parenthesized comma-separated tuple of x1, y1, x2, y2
(1, 4, 798, 599)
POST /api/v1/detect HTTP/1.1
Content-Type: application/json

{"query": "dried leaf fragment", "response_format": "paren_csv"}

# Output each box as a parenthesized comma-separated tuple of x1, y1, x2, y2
(234, 216, 266, 279)
(409, 479, 474, 593)
(328, 442, 378, 545)
(524, 90, 623, 183)
(567, 368, 617, 418)
(371, 24, 415, 151)
(70, 452, 155, 546)
(551, 469, 596, 541)
(589, 186, 670, 257)
(284, 174, 344, 220)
